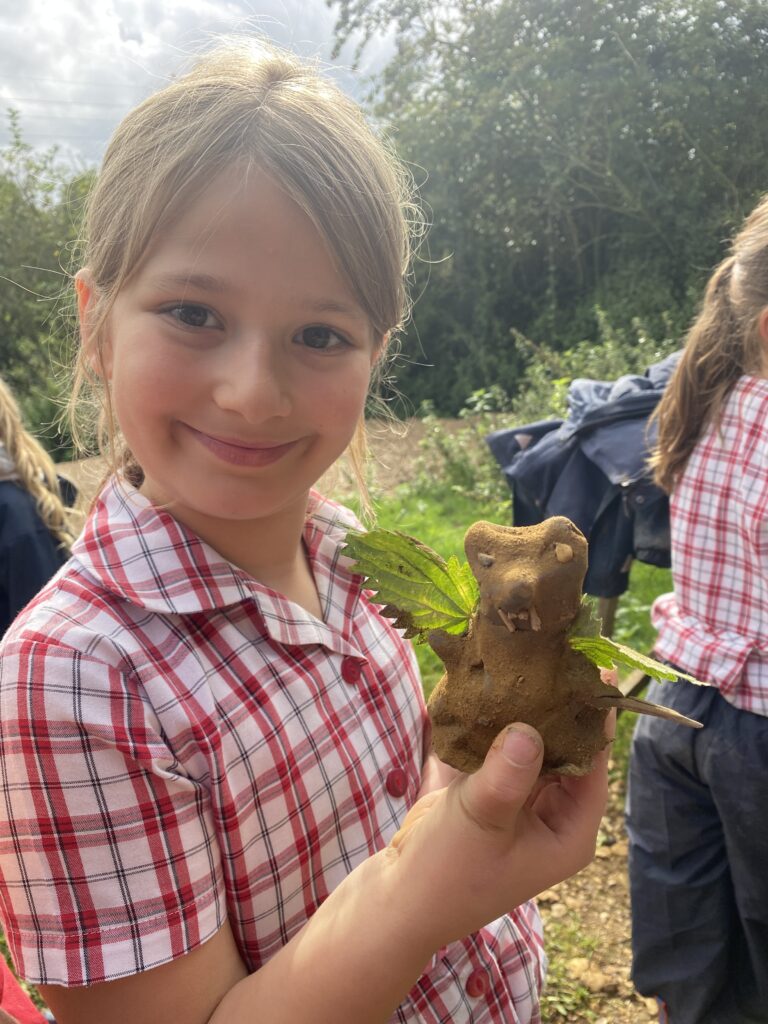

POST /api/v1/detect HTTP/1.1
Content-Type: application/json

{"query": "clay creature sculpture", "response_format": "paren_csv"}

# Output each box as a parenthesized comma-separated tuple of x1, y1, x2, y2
(345, 516, 703, 776)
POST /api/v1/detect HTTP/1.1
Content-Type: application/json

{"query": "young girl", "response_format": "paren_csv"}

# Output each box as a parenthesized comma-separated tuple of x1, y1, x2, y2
(0, 40, 609, 1024)
(0, 375, 75, 637)
(627, 195, 768, 1023)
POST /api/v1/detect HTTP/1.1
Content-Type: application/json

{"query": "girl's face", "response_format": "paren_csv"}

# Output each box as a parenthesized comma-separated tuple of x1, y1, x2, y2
(83, 169, 380, 536)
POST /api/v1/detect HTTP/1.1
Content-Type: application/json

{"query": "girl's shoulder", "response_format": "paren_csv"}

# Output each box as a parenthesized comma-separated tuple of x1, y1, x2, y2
(1, 473, 198, 661)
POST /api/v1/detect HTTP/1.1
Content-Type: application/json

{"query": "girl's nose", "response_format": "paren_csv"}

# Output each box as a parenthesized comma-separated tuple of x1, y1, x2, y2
(212, 335, 292, 421)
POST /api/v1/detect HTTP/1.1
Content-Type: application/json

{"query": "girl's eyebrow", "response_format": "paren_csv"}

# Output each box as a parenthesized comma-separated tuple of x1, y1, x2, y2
(150, 273, 367, 321)
(150, 271, 228, 293)
(308, 299, 368, 322)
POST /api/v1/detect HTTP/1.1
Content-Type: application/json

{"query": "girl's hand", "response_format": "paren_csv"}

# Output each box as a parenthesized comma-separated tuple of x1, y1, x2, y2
(382, 717, 612, 948)
(416, 751, 464, 799)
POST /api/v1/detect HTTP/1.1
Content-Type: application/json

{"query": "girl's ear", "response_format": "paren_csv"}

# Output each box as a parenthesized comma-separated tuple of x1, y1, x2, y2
(75, 270, 112, 380)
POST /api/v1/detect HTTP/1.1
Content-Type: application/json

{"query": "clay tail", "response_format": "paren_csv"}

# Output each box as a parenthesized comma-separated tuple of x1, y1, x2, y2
(583, 693, 703, 729)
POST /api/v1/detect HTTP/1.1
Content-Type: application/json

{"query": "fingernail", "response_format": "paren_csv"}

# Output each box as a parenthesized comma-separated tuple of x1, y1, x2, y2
(501, 725, 542, 766)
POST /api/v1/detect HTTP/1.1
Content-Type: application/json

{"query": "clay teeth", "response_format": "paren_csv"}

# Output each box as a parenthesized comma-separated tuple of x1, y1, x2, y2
(498, 609, 516, 631)
(497, 607, 542, 632)
(498, 609, 514, 631)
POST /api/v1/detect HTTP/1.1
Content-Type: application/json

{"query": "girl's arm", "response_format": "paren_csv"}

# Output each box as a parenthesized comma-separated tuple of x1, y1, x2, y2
(39, 720, 610, 1024)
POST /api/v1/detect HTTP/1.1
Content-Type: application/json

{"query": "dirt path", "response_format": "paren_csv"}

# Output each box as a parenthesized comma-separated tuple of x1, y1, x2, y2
(539, 770, 656, 1023)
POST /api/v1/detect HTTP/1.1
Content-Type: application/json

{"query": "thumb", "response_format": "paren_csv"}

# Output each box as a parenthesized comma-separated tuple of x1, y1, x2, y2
(459, 724, 544, 830)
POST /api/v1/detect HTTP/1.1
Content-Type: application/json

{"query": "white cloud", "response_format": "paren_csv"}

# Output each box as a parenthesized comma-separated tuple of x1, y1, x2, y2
(0, 0, 391, 169)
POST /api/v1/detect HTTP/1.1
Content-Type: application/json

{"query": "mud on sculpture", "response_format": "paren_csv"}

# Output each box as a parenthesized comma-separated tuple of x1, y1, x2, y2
(345, 516, 704, 776)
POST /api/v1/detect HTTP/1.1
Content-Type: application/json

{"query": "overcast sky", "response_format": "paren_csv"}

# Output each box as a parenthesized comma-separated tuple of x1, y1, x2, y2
(0, 0, 391, 170)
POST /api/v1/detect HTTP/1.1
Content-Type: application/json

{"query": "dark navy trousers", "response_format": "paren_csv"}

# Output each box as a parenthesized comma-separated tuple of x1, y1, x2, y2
(626, 679, 768, 1023)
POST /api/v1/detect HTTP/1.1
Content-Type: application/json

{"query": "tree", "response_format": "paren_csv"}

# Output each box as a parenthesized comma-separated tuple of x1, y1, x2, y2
(0, 113, 92, 451)
(331, 0, 768, 412)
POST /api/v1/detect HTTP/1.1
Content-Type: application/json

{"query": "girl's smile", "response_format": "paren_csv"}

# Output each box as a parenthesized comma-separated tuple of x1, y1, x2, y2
(181, 424, 301, 468)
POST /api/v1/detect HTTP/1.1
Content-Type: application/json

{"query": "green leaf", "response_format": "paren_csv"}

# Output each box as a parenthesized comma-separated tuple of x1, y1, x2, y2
(569, 634, 708, 686)
(344, 528, 478, 641)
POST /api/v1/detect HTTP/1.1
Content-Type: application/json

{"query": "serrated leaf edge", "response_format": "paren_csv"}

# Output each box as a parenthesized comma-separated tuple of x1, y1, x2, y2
(569, 634, 708, 686)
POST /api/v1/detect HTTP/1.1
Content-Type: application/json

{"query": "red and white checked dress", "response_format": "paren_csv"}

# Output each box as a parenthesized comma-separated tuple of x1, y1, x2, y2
(0, 477, 544, 1022)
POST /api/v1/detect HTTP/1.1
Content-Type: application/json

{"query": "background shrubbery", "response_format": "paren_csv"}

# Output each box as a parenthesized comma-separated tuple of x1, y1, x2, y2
(3, 1, 768, 442)
(335, 0, 768, 414)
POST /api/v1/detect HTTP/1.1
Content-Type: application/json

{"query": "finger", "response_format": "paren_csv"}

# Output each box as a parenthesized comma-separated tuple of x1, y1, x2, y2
(532, 744, 610, 841)
(459, 723, 544, 832)
(524, 773, 559, 809)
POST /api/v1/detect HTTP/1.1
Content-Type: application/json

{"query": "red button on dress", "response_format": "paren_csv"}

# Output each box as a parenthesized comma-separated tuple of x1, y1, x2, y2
(385, 767, 408, 798)
(465, 967, 490, 999)
(340, 657, 362, 684)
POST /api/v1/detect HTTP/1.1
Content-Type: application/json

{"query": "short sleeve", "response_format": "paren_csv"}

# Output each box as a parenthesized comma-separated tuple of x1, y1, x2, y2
(0, 640, 226, 986)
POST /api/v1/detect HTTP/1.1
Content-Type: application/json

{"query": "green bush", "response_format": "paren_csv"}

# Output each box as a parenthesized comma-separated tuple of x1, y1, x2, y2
(507, 307, 682, 426)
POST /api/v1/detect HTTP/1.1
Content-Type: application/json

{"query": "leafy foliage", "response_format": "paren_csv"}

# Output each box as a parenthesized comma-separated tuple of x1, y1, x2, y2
(332, 0, 768, 413)
(344, 527, 479, 639)
(569, 597, 707, 684)
(570, 632, 705, 684)
(403, 401, 512, 514)
(505, 310, 681, 426)
(0, 113, 92, 454)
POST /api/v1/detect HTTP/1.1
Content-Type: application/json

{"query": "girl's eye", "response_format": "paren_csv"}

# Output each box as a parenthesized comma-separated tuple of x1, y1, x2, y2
(296, 325, 348, 351)
(166, 304, 219, 329)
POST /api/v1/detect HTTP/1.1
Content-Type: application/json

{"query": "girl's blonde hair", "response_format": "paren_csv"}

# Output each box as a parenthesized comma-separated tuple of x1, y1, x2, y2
(0, 377, 75, 549)
(652, 193, 768, 493)
(70, 37, 422, 512)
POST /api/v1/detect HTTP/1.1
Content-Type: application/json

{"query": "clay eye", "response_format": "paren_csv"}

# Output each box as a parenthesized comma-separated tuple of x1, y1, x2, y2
(477, 552, 494, 568)
(554, 543, 574, 563)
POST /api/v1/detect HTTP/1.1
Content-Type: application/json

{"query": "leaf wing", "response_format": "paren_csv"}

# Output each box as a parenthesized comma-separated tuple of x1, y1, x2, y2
(344, 528, 478, 641)
(569, 634, 708, 686)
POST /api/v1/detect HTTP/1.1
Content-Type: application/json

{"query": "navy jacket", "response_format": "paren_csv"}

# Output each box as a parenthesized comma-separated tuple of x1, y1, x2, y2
(486, 352, 680, 598)
(0, 479, 74, 636)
